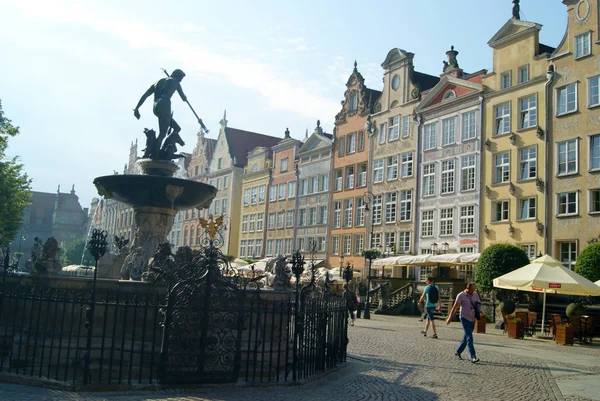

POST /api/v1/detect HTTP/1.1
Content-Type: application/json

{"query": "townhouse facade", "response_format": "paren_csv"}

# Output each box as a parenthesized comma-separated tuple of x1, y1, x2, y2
(295, 122, 333, 264)
(328, 62, 381, 276)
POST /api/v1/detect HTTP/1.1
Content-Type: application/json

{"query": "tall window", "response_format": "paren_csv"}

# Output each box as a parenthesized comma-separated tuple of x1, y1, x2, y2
(242, 216, 248, 233)
(460, 206, 475, 235)
(356, 198, 365, 226)
(251, 187, 257, 204)
(461, 155, 476, 191)
(588, 76, 600, 107)
(349, 92, 358, 112)
(557, 139, 578, 175)
(343, 235, 352, 255)
(333, 201, 341, 228)
(440, 208, 454, 236)
(278, 183, 286, 200)
(423, 123, 436, 150)
(519, 197, 536, 220)
(298, 209, 306, 226)
(589, 189, 600, 214)
(319, 206, 327, 224)
(259, 185, 265, 202)
(399, 190, 412, 222)
(308, 176, 318, 194)
(385, 233, 396, 255)
(461, 111, 476, 141)
(388, 115, 400, 141)
(521, 244, 536, 260)
(284, 238, 292, 256)
(257, 213, 264, 231)
(331, 237, 340, 255)
(575, 32, 591, 58)
(372, 233, 382, 250)
(287, 181, 295, 198)
(286, 210, 294, 228)
(378, 123, 387, 144)
(354, 234, 364, 255)
(421, 210, 434, 237)
(441, 160, 455, 194)
(494, 200, 509, 222)
(519, 147, 537, 180)
(442, 117, 456, 145)
(495, 153, 510, 184)
(423, 164, 435, 197)
(557, 192, 578, 216)
(501, 71, 511, 89)
(372, 195, 382, 224)
(276, 212, 284, 228)
(300, 178, 308, 196)
(560, 242, 577, 270)
(385, 192, 397, 223)
(268, 213, 275, 229)
(239, 240, 246, 257)
(401, 152, 413, 177)
(358, 164, 367, 187)
(401, 115, 410, 138)
(373, 159, 384, 183)
(266, 240, 273, 256)
(358, 130, 365, 151)
(590, 134, 600, 171)
(243, 189, 250, 206)
(398, 232, 411, 253)
(269, 185, 277, 201)
(343, 199, 353, 228)
(280, 157, 288, 172)
(520, 96, 537, 129)
(275, 239, 283, 255)
(345, 166, 355, 189)
(309, 207, 317, 226)
(387, 156, 398, 181)
(346, 132, 357, 154)
(557, 83, 577, 115)
(335, 169, 343, 191)
(249, 214, 255, 232)
(247, 240, 254, 257)
(495, 103, 510, 135)
(518, 65, 529, 84)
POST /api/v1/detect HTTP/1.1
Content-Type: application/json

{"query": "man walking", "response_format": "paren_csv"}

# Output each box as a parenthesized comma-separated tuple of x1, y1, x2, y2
(418, 276, 441, 338)
(446, 282, 480, 363)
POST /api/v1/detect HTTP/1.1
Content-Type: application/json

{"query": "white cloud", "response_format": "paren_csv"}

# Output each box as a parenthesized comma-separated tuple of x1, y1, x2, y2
(182, 23, 207, 33)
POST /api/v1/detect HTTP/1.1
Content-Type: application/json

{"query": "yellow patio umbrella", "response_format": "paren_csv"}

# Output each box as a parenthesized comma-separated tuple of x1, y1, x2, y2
(493, 255, 600, 335)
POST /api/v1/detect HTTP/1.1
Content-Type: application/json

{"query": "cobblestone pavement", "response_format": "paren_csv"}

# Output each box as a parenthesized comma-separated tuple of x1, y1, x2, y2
(0, 315, 598, 401)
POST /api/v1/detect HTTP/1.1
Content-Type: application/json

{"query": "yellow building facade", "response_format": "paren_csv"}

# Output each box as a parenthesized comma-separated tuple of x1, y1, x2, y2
(480, 16, 554, 258)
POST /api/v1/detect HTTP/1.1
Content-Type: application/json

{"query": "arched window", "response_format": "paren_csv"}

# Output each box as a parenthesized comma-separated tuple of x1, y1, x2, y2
(190, 227, 195, 246)
(443, 90, 456, 100)
(183, 228, 188, 246)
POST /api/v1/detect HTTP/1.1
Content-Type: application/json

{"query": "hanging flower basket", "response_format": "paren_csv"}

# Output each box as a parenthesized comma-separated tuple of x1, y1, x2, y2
(507, 317, 524, 339)
(555, 324, 574, 345)
(474, 313, 486, 334)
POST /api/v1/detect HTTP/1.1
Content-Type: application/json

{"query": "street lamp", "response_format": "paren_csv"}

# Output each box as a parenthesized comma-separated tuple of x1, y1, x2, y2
(361, 191, 375, 320)
(339, 255, 344, 277)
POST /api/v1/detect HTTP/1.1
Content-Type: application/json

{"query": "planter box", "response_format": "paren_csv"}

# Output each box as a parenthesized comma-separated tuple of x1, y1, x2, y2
(474, 317, 486, 334)
(555, 325, 574, 345)
(507, 320, 524, 339)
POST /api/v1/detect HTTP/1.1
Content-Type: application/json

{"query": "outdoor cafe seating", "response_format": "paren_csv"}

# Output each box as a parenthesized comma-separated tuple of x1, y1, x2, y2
(549, 313, 595, 344)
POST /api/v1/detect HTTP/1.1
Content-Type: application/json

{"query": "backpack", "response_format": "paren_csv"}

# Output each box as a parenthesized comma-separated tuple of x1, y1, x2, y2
(428, 285, 439, 304)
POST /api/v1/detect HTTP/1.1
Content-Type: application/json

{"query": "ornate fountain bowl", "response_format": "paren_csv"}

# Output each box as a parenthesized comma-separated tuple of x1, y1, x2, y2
(93, 174, 217, 210)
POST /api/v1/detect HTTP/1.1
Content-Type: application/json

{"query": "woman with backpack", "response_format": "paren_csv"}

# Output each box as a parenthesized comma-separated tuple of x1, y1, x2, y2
(418, 276, 441, 338)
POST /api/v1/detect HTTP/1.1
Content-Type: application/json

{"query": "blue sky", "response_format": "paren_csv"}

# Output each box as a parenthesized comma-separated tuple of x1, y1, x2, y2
(0, 0, 568, 207)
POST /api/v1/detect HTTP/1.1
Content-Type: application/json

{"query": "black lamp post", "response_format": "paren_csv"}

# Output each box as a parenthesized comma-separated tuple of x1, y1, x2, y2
(362, 191, 375, 319)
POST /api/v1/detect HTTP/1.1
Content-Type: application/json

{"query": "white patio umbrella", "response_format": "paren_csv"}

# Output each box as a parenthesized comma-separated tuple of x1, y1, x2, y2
(493, 254, 600, 334)
(595, 280, 600, 286)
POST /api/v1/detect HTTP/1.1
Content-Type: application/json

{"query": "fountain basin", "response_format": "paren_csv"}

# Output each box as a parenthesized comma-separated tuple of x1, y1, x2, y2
(93, 175, 217, 210)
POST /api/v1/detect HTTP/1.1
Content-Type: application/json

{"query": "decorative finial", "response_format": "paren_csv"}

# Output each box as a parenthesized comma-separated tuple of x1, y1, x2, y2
(71, 184, 75, 194)
(317, 119, 321, 128)
(512, 0, 520, 20)
(443, 45, 460, 72)
(199, 215, 225, 241)
(57, 184, 60, 193)
(223, 109, 227, 120)
(353, 60, 357, 71)
(305, 129, 309, 140)
(284, 127, 290, 138)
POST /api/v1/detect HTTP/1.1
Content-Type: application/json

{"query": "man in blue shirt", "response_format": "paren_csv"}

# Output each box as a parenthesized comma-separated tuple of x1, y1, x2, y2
(419, 276, 441, 338)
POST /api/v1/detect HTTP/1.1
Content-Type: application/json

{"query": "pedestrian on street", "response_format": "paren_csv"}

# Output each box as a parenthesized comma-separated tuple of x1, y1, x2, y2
(343, 284, 358, 326)
(446, 282, 481, 363)
(418, 276, 441, 338)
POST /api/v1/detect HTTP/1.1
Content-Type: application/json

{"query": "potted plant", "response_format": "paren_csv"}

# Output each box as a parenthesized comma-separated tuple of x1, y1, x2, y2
(555, 323, 574, 345)
(507, 316, 524, 339)
(474, 312, 486, 334)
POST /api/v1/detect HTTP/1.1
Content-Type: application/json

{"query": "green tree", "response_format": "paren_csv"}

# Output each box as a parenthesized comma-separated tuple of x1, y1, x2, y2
(574, 242, 600, 283)
(60, 237, 93, 266)
(0, 100, 31, 247)
(475, 243, 530, 292)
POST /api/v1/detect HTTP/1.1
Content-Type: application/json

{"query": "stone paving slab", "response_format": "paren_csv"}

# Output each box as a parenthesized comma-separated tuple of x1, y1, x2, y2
(0, 315, 598, 400)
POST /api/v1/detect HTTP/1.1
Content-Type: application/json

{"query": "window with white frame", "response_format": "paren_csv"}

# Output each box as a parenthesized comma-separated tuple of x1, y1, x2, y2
(588, 76, 600, 107)
(378, 123, 386, 144)
(349, 92, 358, 112)
(343, 199, 353, 227)
(287, 181, 295, 198)
(388, 115, 400, 141)
(520, 244, 536, 260)
(247, 240, 254, 257)
(284, 238, 292, 256)
(590, 189, 600, 214)
(557, 83, 577, 115)
(343, 235, 352, 255)
(421, 210, 434, 237)
(460, 247, 475, 254)
(286, 210, 294, 228)
(249, 214, 255, 232)
(257, 213, 264, 231)
(297, 238, 305, 252)
(309, 176, 318, 194)
(591, 134, 600, 171)
(399, 190, 412, 222)
(243, 189, 250, 206)
(358, 164, 367, 187)
(345, 166, 355, 189)
(251, 187, 257, 204)
(460, 206, 475, 235)
(495, 153, 510, 184)
(278, 183, 286, 200)
(401, 115, 410, 138)
(440, 208, 454, 236)
(557, 192, 578, 216)
(519, 197, 536, 220)
(501, 71, 511, 89)
(216, 178, 221, 190)
(221, 198, 227, 215)
(385, 192, 397, 223)
(240, 240, 247, 257)
(372, 232, 382, 250)
(519, 147, 537, 180)
(423, 123, 436, 150)
(358, 130, 365, 152)
(461, 111, 476, 141)
(387, 155, 398, 181)
(372, 195, 382, 224)
(334, 169, 343, 191)
(518, 65, 529, 84)
(520, 95, 537, 129)
(356, 198, 365, 226)
(441, 160, 455, 194)
(275, 239, 283, 255)
(398, 231, 411, 253)
(346, 132, 356, 154)
(385, 232, 396, 255)
(255, 239, 263, 258)
(300, 178, 308, 196)
(320, 174, 329, 192)
(331, 236, 340, 255)
(268, 213, 275, 229)
(560, 242, 577, 270)
(495, 103, 510, 135)
(575, 32, 591, 58)
(333, 201, 341, 228)
(442, 117, 456, 145)
(242, 215, 248, 233)
(557, 139, 578, 175)
(298, 209, 306, 226)
(309, 207, 317, 226)
(266, 240, 273, 256)
(318, 237, 326, 252)
(280, 157, 288, 172)
(319, 205, 327, 224)
(269, 185, 277, 201)
(224, 176, 229, 188)
(354, 234, 364, 255)
(423, 164, 435, 197)
(259, 185, 265, 202)
(373, 159, 384, 183)
(276, 211, 285, 228)
(494, 200, 509, 222)
(461, 155, 476, 191)
(401, 152, 413, 177)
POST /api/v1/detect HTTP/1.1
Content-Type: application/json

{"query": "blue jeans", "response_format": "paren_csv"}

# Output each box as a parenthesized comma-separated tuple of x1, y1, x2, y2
(456, 318, 476, 359)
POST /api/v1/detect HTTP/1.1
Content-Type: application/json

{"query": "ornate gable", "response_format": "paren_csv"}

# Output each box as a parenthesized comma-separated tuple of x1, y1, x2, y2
(335, 61, 382, 125)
